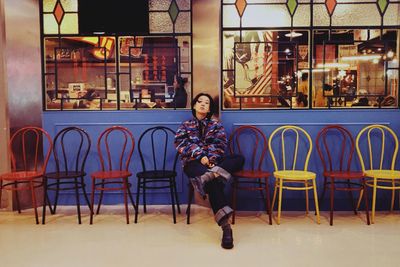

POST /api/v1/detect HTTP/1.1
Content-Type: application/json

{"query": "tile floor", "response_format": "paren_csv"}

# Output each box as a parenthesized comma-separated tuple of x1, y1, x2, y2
(1, 205, 400, 267)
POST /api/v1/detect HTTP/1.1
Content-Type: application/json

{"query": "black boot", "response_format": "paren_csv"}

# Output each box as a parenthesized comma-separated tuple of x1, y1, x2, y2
(221, 224, 234, 249)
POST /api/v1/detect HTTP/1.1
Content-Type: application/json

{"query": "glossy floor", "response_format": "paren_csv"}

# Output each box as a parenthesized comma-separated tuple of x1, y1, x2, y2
(0, 206, 399, 267)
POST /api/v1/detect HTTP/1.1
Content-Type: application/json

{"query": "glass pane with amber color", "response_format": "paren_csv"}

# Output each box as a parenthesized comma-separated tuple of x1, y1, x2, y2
(60, 14, 78, 34)
(60, 0, 77, 12)
(43, 0, 57, 12)
(149, 12, 173, 33)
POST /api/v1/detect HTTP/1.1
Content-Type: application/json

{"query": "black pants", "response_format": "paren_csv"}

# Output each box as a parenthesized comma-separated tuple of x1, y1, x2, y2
(184, 154, 244, 214)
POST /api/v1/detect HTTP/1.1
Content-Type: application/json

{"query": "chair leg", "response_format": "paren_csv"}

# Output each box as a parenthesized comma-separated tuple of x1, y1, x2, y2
(0, 179, 2, 208)
(318, 175, 328, 209)
(363, 179, 370, 225)
(186, 182, 194, 224)
(42, 177, 48, 225)
(14, 183, 21, 213)
(264, 177, 272, 225)
(329, 177, 335, 226)
(96, 180, 105, 215)
(126, 184, 137, 213)
(123, 178, 130, 224)
(277, 179, 283, 225)
(356, 187, 364, 211)
(74, 178, 82, 224)
(143, 179, 147, 213)
(90, 178, 95, 225)
(134, 178, 141, 223)
(390, 180, 395, 212)
(371, 178, 377, 224)
(312, 179, 320, 224)
(80, 176, 92, 212)
(231, 178, 237, 225)
(169, 178, 177, 224)
(305, 180, 309, 215)
(271, 180, 278, 214)
(173, 178, 181, 214)
(29, 181, 39, 225)
(347, 179, 357, 215)
(53, 178, 61, 214)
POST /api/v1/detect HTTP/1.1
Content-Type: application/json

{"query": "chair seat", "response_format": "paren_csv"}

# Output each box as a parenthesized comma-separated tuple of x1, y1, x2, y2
(233, 170, 270, 178)
(45, 171, 86, 179)
(91, 170, 131, 179)
(1, 171, 43, 181)
(273, 170, 316, 180)
(137, 170, 176, 179)
(364, 170, 400, 179)
(323, 171, 364, 179)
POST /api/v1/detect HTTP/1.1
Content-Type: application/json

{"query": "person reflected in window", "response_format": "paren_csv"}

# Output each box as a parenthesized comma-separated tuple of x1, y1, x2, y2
(174, 93, 244, 249)
(167, 76, 188, 108)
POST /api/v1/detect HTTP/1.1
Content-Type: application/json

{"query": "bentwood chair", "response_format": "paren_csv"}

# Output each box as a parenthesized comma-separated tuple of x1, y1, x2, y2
(229, 125, 272, 225)
(355, 124, 400, 224)
(135, 126, 181, 224)
(316, 125, 370, 225)
(269, 125, 320, 225)
(0, 127, 52, 224)
(42, 127, 92, 224)
(90, 126, 137, 224)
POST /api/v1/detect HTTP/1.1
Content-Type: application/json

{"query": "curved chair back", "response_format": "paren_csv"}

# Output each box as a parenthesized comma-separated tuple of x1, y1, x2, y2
(97, 126, 135, 172)
(9, 126, 53, 173)
(52, 127, 91, 174)
(228, 125, 268, 171)
(316, 125, 355, 172)
(355, 124, 399, 172)
(137, 126, 179, 172)
(268, 125, 313, 171)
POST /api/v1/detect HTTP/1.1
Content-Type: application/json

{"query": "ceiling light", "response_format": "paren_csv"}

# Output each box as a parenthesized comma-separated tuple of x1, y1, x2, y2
(284, 31, 303, 38)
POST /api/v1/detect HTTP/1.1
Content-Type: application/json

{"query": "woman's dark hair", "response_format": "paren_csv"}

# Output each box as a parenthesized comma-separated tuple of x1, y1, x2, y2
(191, 93, 215, 119)
(175, 76, 187, 89)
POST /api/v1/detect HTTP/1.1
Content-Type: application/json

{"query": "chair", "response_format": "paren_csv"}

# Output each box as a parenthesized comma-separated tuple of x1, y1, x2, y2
(316, 125, 370, 225)
(0, 126, 52, 224)
(42, 127, 92, 224)
(268, 125, 320, 224)
(135, 126, 181, 224)
(228, 125, 272, 225)
(90, 126, 137, 224)
(355, 124, 400, 224)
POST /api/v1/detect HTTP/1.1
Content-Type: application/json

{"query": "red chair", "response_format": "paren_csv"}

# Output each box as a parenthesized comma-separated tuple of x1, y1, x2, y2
(0, 126, 53, 224)
(90, 126, 137, 224)
(316, 125, 370, 225)
(229, 125, 272, 225)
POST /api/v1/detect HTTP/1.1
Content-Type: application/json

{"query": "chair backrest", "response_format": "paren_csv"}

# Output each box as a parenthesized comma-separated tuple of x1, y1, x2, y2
(355, 124, 399, 171)
(9, 126, 53, 173)
(52, 127, 91, 174)
(316, 125, 355, 172)
(228, 125, 268, 171)
(268, 125, 313, 171)
(97, 126, 135, 171)
(137, 126, 179, 172)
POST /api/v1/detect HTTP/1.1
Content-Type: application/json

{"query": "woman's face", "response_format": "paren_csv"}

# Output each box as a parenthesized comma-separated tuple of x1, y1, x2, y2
(194, 95, 210, 118)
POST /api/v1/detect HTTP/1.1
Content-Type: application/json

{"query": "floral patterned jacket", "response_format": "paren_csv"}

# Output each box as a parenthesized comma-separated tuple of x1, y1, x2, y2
(174, 117, 227, 166)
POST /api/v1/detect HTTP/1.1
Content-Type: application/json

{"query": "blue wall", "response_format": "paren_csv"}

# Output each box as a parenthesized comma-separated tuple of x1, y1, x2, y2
(42, 109, 400, 211)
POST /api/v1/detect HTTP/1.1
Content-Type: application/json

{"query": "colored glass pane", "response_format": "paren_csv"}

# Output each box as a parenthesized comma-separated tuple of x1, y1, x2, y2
(325, 0, 337, 16)
(377, 0, 388, 15)
(176, 0, 190, 10)
(149, 0, 171, 11)
(60, 14, 78, 34)
(287, 0, 298, 16)
(60, 0, 77, 12)
(235, 0, 247, 17)
(43, 14, 59, 34)
(175, 12, 190, 33)
(43, 0, 57, 12)
(149, 12, 173, 33)
(53, 1, 64, 24)
(169, 0, 179, 23)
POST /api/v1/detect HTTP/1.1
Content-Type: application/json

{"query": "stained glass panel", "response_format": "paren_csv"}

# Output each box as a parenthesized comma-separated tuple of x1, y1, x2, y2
(60, 0, 77, 12)
(384, 4, 400, 26)
(223, 5, 241, 28)
(175, 12, 191, 33)
(43, 14, 59, 34)
(149, 0, 172, 11)
(332, 4, 380, 26)
(176, 0, 191, 10)
(293, 4, 310, 27)
(43, 0, 57, 12)
(149, 12, 173, 33)
(242, 5, 291, 28)
(60, 14, 78, 34)
(313, 3, 331, 26)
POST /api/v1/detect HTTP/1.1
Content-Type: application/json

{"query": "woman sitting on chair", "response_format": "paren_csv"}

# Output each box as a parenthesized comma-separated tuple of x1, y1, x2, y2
(174, 93, 244, 249)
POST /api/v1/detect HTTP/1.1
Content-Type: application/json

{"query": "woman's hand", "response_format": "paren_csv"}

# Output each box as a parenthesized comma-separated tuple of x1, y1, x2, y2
(201, 156, 209, 166)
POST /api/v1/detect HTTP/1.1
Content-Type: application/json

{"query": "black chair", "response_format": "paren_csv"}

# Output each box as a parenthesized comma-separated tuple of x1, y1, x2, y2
(135, 126, 181, 223)
(42, 127, 92, 224)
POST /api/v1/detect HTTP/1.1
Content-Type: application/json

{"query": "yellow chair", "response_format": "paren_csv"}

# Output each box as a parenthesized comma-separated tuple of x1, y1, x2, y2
(355, 124, 400, 224)
(269, 125, 320, 225)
